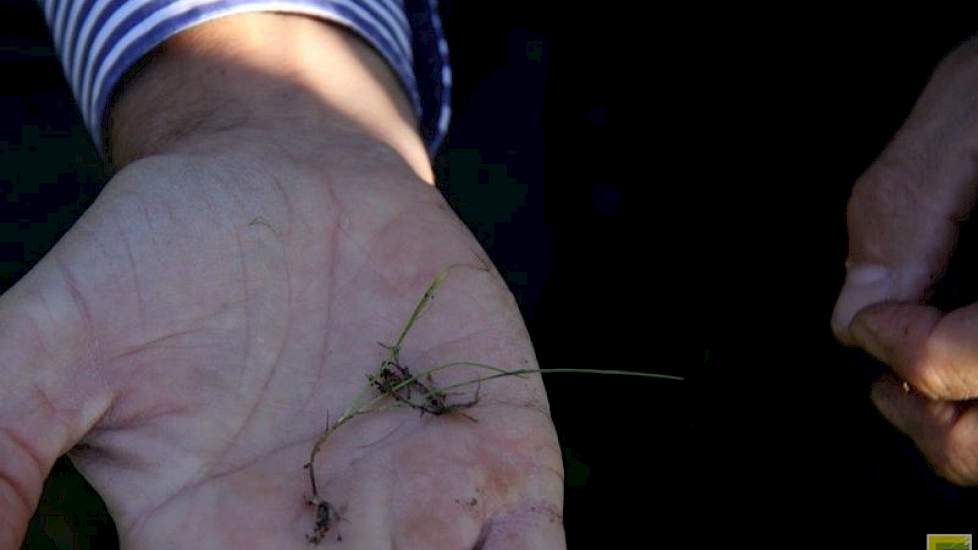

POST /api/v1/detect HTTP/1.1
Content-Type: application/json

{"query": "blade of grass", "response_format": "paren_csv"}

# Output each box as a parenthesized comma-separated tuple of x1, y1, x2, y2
(302, 262, 682, 544)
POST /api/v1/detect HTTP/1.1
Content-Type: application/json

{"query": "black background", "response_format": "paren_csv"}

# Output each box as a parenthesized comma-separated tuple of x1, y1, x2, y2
(5, 2, 978, 548)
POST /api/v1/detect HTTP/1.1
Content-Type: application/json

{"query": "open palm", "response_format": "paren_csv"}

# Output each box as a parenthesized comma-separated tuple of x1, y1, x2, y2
(0, 141, 564, 549)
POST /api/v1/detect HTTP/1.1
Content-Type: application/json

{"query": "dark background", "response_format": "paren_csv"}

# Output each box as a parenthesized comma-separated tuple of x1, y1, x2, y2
(5, 1, 978, 548)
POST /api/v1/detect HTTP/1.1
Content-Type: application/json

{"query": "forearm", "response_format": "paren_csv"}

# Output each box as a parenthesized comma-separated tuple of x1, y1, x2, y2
(105, 13, 434, 183)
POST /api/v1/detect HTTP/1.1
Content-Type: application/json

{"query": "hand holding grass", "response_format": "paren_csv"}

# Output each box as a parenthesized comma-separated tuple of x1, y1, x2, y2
(0, 14, 568, 549)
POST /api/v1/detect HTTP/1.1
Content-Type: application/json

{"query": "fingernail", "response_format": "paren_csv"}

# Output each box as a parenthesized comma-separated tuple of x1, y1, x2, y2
(831, 264, 895, 345)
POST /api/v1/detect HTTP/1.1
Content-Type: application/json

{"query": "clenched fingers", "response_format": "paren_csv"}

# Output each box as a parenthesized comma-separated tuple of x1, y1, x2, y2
(871, 374, 978, 485)
(850, 301, 978, 400)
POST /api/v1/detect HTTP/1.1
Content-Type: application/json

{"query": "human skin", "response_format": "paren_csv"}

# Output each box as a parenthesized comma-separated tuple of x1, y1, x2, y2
(832, 35, 978, 486)
(0, 13, 565, 549)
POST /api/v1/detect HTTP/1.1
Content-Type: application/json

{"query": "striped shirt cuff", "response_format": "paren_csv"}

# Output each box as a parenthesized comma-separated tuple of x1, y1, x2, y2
(36, 0, 451, 158)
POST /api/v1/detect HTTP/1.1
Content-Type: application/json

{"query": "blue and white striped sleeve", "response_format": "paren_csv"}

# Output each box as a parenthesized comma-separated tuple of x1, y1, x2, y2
(35, 0, 452, 158)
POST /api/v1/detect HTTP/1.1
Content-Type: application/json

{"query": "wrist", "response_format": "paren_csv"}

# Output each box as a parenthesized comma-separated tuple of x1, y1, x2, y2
(106, 13, 433, 183)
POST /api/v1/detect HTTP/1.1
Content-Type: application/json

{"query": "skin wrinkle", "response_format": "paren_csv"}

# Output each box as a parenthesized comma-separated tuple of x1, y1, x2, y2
(310, 328, 332, 416)
(181, 161, 229, 245)
(313, 215, 342, 404)
(312, 205, 425, 355)
(0, 459, 33, 520)
(943, 350, 975, 398)
(51, 252, 101, 371)
(264, 172, 296, 244)
(134, 192, 159, 260)
(198, 433, 313, 489)
(346, 229, 398, 299)
(105, 326, 203, 362)
(29, 382, 70, 445)
(118, 405, 289, 541)
(356, 191, 432, 289)
(19, 303, 55, 365)
(206, 224, 291, 482)
(232, 215, 252, 382)
(122, 474, 193, 541)
(82, 398, 193, 441)
(231, 323, 287, 437)
(243, 210, 293, 388)
(117, 213, 146, 329)
(388, 463, 411, 550)
(104, 294, 249, 364)
(335, 215, 381, 282)
(0, 424, 43, 514)
(303, 219, 363, 415)
(273, 233, 294, 396)
(126, 185, 156, 226)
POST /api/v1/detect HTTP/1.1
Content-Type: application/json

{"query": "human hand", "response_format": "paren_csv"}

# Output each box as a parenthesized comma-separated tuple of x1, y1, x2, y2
(831, 35, 978, 485)
(0, 14, 565, 549)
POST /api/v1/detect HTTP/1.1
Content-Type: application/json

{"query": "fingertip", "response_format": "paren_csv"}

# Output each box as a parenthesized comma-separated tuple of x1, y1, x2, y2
(869, 373, 896, 404)
(848, 304, 891, 364)
(869, 374, 908, 425)
(831, 265, 896, 345)
(870, 373, 923, 416)
(851, 303, 947, 393)
(871, 372, 962, 442)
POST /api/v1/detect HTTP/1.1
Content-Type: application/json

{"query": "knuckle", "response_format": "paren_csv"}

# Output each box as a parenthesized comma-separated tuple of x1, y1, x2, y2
(849, 160, 927, 224)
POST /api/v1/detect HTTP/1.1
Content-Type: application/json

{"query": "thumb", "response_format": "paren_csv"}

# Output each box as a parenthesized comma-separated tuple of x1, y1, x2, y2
(850, 300, 978, 401)
(0, 266, 113, 549)
(832, 40, 978, 345)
